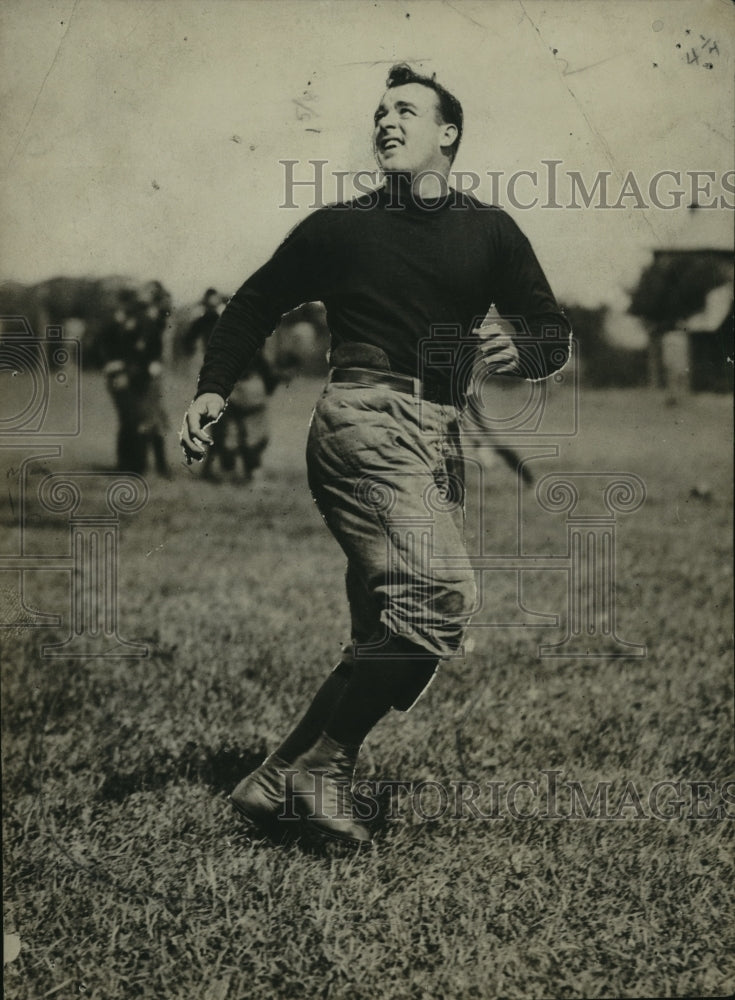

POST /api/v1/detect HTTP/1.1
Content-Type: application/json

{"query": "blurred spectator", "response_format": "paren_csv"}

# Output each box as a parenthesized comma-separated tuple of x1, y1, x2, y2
(101, 285, 170, 476)
(207, 356, 280, 482)
(185, 289, 280, 481)
(183, 288, 226, 357)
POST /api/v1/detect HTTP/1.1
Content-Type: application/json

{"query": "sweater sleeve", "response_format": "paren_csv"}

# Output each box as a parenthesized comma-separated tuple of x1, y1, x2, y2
(491, 214, 572, 380)
(196, 215, 320, 399)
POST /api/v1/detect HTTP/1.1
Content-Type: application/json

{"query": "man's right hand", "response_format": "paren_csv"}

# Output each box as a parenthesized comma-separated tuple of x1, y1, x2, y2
(179, 392, 226, 465)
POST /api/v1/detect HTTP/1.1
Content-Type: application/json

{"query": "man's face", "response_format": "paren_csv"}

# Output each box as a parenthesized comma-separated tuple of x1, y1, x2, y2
(373, 83, 456, 176)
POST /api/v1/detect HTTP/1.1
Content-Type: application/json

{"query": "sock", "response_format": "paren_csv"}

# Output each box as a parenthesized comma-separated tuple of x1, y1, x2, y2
(275, 661, 354, 764)
(324, 655, 438, 748)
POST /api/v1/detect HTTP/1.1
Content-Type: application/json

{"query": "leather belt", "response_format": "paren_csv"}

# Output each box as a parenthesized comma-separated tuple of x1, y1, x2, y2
(329, 367, 453, 406)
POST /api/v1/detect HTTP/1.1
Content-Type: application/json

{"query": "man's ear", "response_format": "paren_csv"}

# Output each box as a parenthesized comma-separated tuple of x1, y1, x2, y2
(439, 122, 458, 156)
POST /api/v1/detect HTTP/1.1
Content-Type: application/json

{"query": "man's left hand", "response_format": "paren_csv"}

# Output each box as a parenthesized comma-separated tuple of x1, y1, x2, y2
(475, 322, 520, 376)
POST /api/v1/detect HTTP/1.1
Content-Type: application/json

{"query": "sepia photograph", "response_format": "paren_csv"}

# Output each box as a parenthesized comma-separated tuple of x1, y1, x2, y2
(2, 1, 733, 997)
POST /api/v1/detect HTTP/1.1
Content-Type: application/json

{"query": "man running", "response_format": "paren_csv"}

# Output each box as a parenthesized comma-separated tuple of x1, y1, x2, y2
(180, 64, 571, 847)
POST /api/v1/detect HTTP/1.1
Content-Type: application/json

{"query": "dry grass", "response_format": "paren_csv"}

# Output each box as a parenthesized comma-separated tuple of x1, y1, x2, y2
(2, 371, 733, 999)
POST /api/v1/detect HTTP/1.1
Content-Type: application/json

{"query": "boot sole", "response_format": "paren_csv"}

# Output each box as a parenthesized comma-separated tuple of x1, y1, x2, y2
(295, 805, 373, 848)
(230, 795, 371, 849)
(305, 824, 372, 848)
(228, 795, 301, 837)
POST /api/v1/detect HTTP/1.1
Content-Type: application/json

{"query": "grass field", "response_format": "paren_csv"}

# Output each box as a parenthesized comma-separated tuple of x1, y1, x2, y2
(2, 367, 734, 999)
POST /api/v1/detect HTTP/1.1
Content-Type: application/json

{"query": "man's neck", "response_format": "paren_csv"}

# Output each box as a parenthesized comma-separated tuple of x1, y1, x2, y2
(384, 169, 451, 200)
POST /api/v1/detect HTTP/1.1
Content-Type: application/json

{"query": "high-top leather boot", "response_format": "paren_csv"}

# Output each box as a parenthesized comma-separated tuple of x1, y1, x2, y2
(290, 733, 372, 846)
(229, 754, 299, 834)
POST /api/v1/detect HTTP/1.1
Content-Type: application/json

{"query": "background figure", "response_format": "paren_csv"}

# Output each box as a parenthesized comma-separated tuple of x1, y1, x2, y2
(212, 355, 280, 482)
(185, 289, 280, 482)
(183, 287, 224, 357)
(102, 283, 171, 476)
(459, 410, 535, 487)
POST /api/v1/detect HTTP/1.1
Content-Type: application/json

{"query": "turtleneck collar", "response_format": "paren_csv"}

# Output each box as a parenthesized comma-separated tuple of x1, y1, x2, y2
(378, 171, 454, 211)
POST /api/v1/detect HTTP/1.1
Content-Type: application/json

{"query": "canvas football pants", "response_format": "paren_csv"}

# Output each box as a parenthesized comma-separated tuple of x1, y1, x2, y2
(306, 379, 477, 707)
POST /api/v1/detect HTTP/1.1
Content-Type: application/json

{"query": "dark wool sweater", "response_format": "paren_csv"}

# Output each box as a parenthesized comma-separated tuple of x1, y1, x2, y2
(197, 185, 571, 404)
